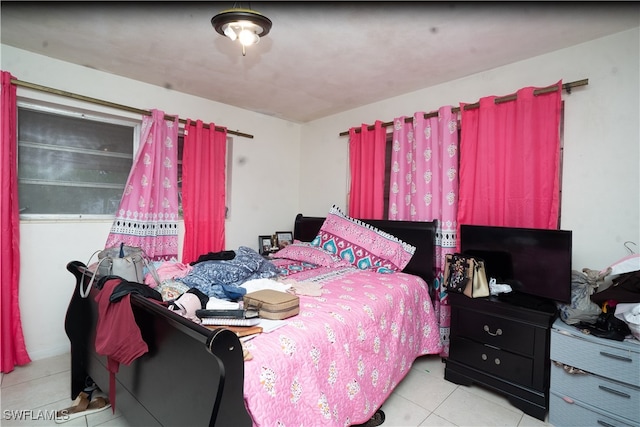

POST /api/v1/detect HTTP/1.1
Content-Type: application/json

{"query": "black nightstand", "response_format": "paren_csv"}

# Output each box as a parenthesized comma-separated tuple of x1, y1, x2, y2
(444, 293, 557, 421)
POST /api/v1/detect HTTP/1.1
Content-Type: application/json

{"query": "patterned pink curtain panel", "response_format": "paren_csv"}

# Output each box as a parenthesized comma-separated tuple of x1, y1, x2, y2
(105, 109, 179, 261)
(389, 106, 460, 357)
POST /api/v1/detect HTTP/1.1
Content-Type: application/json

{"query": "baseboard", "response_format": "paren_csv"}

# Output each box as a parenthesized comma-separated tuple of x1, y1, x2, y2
(27, 345, 70, 361)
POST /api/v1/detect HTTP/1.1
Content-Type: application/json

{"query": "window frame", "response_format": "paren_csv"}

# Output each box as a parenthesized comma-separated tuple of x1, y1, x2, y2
(17, 100, 141, 221)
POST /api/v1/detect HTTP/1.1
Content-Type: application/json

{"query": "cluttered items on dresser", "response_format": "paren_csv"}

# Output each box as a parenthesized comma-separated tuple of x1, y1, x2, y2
(558, 264, 640, 342)
(443, 253, 490, 298)
(586, 268, 640, 341)
(557, 267, 607, 326)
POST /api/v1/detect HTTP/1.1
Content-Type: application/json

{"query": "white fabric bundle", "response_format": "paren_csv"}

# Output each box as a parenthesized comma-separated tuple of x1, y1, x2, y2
(614, 303, 640, 340)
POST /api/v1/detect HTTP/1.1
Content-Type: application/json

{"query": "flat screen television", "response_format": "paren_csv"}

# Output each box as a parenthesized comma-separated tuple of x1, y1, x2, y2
(460, 224, 572, 308)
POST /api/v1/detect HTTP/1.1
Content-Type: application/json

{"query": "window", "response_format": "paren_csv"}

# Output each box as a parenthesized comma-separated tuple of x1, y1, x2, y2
(18, 102, 233, 219)
(17, 104, 138, 217)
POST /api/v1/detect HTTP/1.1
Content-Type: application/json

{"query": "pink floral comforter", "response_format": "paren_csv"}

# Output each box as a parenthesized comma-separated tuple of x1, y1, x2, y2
(242, 262, 442, 426)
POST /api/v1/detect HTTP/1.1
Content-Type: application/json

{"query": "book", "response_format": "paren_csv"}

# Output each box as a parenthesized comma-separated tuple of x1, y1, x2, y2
(203, 324, 263, 337)
(200, 317, 261, 327)
(196, 308, 246, 319)
(205, 298, 240, 310)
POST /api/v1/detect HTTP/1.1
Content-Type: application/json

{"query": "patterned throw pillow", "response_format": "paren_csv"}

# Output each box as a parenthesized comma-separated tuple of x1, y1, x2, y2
(273, 241, 353, 269)
(311, 205, 416, 272)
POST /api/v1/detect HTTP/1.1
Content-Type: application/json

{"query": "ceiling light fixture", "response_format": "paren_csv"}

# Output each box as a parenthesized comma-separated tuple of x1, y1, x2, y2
(211, 3, 272, 56)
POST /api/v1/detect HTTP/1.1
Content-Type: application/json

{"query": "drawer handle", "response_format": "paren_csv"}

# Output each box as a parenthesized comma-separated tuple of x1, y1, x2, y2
(598, 385, 631, 399)
(481, 353, 487, 361)
(597, 421, 615, 427)
(599, 351, 633, 362)
(483, 325, 502, 336)
(494, 358, 501, 365)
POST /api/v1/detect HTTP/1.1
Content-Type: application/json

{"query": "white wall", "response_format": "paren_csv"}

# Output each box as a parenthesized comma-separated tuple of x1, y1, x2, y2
(299, 28, 640, 274)
(2, 45, 302, 359)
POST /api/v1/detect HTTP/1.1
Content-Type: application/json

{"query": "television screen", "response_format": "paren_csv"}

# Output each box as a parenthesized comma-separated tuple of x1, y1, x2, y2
(460, 224, 572, 305)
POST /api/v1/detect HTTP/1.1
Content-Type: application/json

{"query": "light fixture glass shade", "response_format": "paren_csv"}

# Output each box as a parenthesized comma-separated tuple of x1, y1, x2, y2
(211, 7, 272, 56)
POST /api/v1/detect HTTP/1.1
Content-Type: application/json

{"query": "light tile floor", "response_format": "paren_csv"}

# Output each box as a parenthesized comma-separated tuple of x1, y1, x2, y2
(1, 353, 553, 426)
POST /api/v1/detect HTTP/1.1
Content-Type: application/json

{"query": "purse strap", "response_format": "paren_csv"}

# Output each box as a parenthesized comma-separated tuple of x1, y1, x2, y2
(141, 255, 162, 288)
(80, 255, 109, 299)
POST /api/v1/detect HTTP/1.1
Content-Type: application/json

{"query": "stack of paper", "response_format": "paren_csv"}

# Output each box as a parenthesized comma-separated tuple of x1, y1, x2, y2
(201, 317, 260, 327)
(206, 297, 240, 310)
(258, 319, 287, 333)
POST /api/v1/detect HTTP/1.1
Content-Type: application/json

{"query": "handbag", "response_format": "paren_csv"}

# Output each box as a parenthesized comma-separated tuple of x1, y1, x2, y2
(444, 253, 490, 298)
(81, 243, 159, 298)
(243, 289, 300, 320)
(97, 244, 146, 282)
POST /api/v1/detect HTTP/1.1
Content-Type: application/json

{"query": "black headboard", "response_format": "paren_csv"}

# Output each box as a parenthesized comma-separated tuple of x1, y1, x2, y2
(293, 214, 436, 285)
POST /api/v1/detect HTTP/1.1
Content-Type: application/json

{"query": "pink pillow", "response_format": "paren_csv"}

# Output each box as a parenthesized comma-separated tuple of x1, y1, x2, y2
(311, 205, 416, 271)
(273, 241, 353, 269)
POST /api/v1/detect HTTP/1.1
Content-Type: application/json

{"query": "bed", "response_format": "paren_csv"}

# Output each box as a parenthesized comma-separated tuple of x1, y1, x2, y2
(64, 212, 441, 426)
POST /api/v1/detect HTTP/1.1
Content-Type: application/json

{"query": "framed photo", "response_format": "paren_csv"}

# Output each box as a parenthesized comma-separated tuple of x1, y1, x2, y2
(258, 235, 273, 255)
(276, 231, 293, 249)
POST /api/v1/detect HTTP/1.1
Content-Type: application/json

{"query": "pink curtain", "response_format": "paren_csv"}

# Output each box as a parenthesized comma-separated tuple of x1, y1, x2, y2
(348, 121, 385, 219)
(389, 107, 459, 357)
(458, 81, 562, 231)
(181, 120, 227, 264)
(105, 109, 179, 260)
(1, 71, 31, 373)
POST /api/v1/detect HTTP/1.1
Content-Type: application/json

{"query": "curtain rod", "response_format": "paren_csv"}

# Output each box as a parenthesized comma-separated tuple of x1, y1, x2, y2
(339, 78, 588, 137)
(10, 78, 254, 139)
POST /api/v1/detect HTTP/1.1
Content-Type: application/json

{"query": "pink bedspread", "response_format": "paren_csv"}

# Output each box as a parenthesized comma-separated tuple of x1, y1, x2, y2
(242, 263, 442, 426)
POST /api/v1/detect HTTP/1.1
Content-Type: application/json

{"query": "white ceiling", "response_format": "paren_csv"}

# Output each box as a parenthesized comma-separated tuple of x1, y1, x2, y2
(2, 2, 638, 123)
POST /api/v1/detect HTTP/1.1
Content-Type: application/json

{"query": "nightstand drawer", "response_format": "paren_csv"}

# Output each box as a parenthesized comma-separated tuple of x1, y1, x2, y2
(550, 362, 640, 422)
(549, 391, 639, 427)
(551, 328, 640, 386)
(455, 309, 535, 355)
(450, 336, 534, 387)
